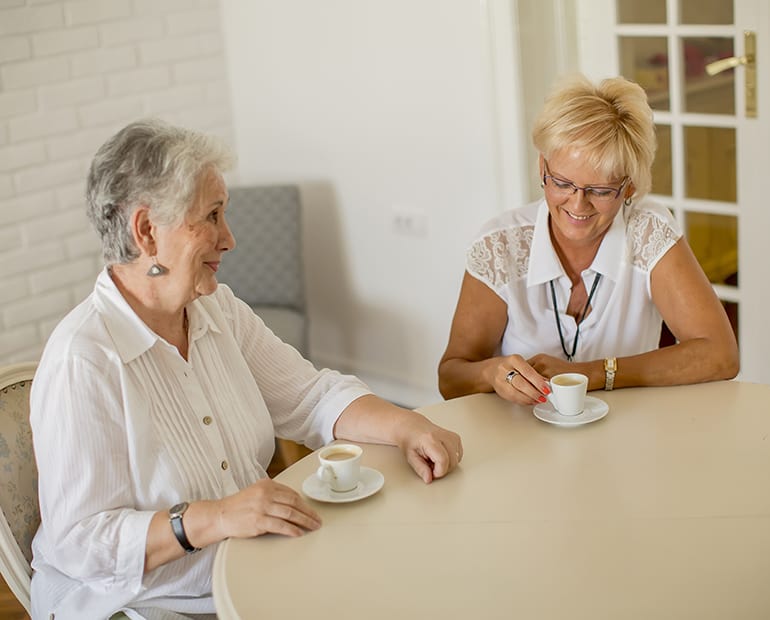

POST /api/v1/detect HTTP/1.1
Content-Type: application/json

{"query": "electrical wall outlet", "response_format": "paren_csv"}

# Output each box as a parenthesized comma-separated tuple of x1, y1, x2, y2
(391, 207, 428, 237)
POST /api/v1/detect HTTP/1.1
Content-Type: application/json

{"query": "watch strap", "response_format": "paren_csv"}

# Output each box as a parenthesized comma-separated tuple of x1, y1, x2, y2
(169, 502, 200, 554)
(604, 357, 617, 391)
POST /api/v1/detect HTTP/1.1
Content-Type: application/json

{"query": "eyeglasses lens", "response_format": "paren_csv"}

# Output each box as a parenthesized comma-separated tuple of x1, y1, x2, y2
(545, 177, 623, 204)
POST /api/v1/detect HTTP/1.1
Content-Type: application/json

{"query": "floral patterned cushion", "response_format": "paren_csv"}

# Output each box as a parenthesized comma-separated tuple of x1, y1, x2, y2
(0, 378, 39, 565)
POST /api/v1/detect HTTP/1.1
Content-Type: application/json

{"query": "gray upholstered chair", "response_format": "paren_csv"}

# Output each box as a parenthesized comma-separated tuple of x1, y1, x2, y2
(218, 185, 307, 355)
(217, 185, 312, 471)
(0, 361, 38, 614)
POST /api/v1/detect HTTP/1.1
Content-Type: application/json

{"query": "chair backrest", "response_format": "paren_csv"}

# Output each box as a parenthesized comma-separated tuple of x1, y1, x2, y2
(218, 185, 305, 311)
(0, 361, 38, 614)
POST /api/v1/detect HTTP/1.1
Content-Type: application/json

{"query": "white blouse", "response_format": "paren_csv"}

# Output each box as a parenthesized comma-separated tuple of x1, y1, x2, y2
(466, 198, 682, 361)
(30, 269, 371, 620)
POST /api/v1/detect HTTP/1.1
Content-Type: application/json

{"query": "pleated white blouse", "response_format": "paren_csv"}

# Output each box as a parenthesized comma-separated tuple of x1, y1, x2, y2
(29, 269, 371, 619)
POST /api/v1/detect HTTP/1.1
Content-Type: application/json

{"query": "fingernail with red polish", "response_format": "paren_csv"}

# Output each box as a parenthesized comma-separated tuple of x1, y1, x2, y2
(543, 386, 551, 395)
(538, 396, 547, 403)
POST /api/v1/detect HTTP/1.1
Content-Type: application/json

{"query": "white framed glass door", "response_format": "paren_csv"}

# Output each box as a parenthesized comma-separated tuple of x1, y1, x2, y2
(576, 0, 770, 383)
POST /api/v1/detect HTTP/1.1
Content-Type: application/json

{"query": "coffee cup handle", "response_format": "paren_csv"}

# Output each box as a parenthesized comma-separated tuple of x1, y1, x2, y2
(317, 464, 335, 483)
(546, 383, 556, 407)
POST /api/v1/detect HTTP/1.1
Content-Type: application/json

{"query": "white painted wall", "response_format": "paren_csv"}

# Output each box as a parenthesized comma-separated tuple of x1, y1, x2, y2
(0, 0, 233, 363)
(1, 0, 530, 409)
(221, 0, 528, 406)
(517, 0, 580, 199)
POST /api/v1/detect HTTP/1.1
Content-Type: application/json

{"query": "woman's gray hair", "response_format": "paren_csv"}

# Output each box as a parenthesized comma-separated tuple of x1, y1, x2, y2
(86, 118, 234, 264)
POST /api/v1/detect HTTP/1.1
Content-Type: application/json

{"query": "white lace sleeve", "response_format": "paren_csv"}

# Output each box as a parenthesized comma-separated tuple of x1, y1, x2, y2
(627, 203, 682, 272)
(466, 226, 534, 293)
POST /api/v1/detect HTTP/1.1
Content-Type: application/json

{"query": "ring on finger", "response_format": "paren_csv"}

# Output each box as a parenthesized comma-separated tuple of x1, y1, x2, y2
(505, 369, 518, 385)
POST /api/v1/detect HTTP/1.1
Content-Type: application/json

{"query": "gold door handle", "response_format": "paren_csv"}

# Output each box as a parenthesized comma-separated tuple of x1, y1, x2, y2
(705, 55, 748, 76)
(704, 31, 756, 118)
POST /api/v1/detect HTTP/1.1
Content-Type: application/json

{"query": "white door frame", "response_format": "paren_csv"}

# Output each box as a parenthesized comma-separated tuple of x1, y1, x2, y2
(574, 0, 770, 384)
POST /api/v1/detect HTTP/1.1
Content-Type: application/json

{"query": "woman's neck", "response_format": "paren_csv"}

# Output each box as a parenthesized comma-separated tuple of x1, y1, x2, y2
(549, 227, 603, 285)
(108, 264, 190, 359)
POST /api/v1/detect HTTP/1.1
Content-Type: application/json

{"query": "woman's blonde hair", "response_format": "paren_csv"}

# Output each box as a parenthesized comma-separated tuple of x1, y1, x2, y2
(532, 74, 656, 198)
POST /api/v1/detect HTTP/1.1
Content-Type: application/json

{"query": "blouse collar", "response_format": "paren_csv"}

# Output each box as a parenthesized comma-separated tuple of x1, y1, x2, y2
(526, 199, 627, 288)
(93, 268, 221, 363)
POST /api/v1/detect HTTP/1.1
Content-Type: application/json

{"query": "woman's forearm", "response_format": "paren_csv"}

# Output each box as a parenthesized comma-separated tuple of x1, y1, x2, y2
(603, 337, 739, 390)
(332, 394, 417, 445)
(438, 357, 501, 400)
(144, 499, 223, 573)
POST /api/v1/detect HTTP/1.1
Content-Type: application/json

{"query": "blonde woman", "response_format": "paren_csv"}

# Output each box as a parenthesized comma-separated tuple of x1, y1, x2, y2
(439, 74, 738, 404)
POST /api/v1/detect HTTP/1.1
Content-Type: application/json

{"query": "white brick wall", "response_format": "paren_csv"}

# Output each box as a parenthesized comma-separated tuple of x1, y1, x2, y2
(0, 0, 234, 363)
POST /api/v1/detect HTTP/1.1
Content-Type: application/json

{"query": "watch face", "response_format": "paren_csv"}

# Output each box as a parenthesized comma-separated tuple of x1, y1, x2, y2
(169, 502, 188, 517)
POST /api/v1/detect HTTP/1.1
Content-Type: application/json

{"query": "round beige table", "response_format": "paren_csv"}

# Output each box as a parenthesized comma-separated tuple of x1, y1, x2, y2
(213, 381, 770, 619)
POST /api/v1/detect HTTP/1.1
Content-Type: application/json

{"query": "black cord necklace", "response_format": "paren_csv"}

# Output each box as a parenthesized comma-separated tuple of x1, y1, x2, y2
(549, 273, 602, 362)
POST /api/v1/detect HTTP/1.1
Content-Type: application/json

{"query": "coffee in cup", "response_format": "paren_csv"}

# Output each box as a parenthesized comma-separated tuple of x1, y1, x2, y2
(317, 444, 363, 492)
(547, 372, 588, 416)
(323, 449, 358, 461)
(551, 376, 584, 387)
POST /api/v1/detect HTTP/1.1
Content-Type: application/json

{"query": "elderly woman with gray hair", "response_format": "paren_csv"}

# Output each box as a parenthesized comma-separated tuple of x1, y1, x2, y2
(30, 119, 463, 620)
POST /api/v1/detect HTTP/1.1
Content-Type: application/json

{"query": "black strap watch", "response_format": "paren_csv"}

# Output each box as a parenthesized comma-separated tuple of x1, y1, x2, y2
(169, 502, 201, 554)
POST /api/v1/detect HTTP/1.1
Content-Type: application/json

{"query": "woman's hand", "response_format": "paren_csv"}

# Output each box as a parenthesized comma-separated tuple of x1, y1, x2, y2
(492, 354, 551, 405)
(145, 479, 321, 572)
(394, 413, 463, 484)
(212, 478, 322, 540)
(333, 395, 463, 484)
(526, 353, 577, 383)
(528, 353, 606, 391)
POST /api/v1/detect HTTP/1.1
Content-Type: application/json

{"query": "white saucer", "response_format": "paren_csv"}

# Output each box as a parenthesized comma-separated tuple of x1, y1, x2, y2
(533, 395, 609, 427)
(302, 466, 385, 503)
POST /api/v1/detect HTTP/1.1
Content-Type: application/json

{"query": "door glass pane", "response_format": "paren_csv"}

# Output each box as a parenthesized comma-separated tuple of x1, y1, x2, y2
(680, 0, 733, 25)
(682, 37, 735, 114)
(617, 0, 666, 24)
(685, 212, 738, 285)
(684, 126, 736, 202)
(652, 124, 672, 196)
(619, 37, 669, 110)
(610, 0, 741, 353)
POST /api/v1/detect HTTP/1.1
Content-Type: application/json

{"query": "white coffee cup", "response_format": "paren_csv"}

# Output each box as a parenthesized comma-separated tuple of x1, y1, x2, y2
(547, 372, 588, 416)
(316, 444, 363, 492)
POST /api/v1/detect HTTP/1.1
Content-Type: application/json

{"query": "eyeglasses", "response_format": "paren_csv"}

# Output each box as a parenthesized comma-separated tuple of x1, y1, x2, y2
(542, 160, 629, 204)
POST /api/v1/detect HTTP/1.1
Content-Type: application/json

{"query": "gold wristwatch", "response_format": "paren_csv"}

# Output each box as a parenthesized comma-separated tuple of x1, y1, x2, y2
(604, 357, 617, 391)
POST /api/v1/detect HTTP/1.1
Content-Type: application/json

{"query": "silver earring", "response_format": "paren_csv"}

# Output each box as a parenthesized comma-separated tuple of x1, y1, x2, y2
(624, 197, 633, 206)
(146, 257, 168, 277)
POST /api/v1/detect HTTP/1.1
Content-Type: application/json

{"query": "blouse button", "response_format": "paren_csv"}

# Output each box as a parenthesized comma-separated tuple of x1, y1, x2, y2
(202, 416, 213, 425)
(221, 460, 229, 471)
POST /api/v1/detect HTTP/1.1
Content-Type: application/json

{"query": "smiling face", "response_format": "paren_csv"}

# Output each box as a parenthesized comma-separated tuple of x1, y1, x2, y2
(540, 149, 630, 253)
(153, 167, 235, 306)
